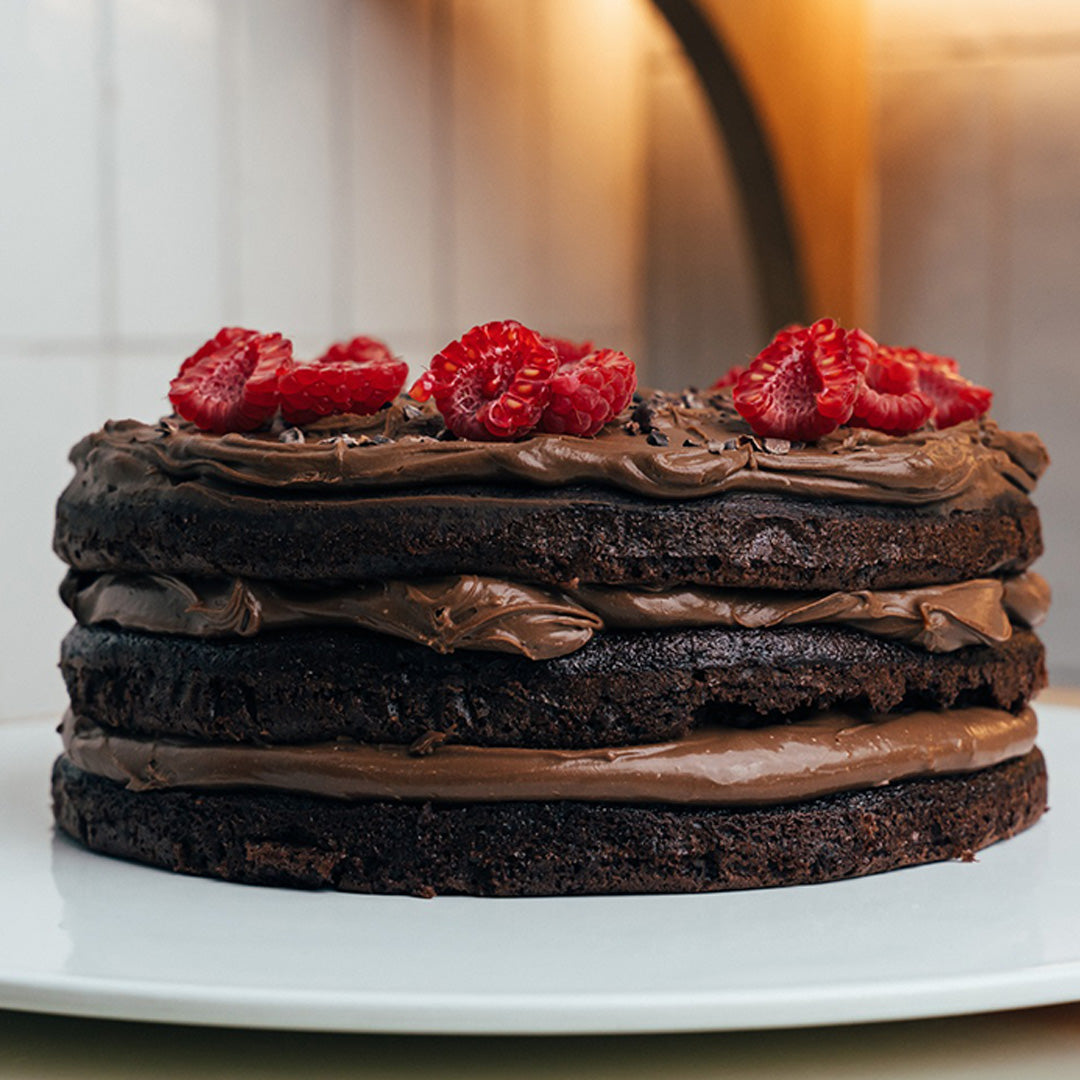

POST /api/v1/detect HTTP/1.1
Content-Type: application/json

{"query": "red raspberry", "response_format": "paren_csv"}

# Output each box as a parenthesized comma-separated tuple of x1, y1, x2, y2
(884, 347, 992, 429)
(733, 319, 874, 441)
(542, 335, 596, 364)
(880, 345, 959, 376)
(539, 349, 637, 436)
(169, 328, 290, 434)
(278, 337, 407, 425)
(408, 370, 435, 402)
(917, 365, 993, 429)
(178, 326, 257, 375)
(851, 350, 933, 435)
(710, 365, 746, 390)
(429, 321, 559, 440)
(873, 345, 991, 429)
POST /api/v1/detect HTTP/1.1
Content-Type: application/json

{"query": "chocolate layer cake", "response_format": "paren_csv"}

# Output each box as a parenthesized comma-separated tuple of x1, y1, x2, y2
(52, 386, 1050, 896)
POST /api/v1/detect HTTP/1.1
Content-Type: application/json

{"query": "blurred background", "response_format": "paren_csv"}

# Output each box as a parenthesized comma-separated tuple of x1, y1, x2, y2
(1, 0, 1077, 719)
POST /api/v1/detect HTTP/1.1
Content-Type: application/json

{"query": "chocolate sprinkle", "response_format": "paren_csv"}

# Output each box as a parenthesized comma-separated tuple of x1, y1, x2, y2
(629, 401, 655, 434)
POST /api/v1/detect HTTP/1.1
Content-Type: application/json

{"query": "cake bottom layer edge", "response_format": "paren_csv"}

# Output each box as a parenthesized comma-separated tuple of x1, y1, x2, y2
(52, 750, 1048, 898)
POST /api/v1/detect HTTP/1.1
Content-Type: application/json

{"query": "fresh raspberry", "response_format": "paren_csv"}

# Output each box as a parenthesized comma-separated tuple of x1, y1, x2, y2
(169, 329, 291, 434)
(278, 336, 407, 425)
(872, 345, 991, 429)
(542, 335, 596, 364)
(408, 370, 435, 402)
(539, 349, 637, 436)
(851, 350, 933, 435)
(916, 365, 993, 428)
(429, 321, 559, 440)
(733, 319, 874, 441)
(879, 345, 959, 376)
(710, 365, 746, 391)
(178, 326, 257, 375)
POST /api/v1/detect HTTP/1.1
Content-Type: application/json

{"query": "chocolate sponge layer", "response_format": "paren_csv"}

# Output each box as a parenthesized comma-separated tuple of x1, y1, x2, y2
(61, 623, 1046, 749)
(52, 750, 1048, 897)
(54, 482, 1042, 591)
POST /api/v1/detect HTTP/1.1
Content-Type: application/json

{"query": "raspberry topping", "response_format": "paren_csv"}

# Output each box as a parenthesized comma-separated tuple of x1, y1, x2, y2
(878, 346, 992, 429)
(408, 370, 435, 403)
(169, 328, 291, 434)
(539, 348, 637, 436)
(916, 364, 993, 429)
(851, 350, 933, 435)
(178, 326, 257, 375)
(542, 335, 596, 365)
(429, 321, 560, 440)
(733, 319, 874, 441)
(882, 345, 958, 375)
(278, 336, 407, 425)
(710, 365, 746, 391)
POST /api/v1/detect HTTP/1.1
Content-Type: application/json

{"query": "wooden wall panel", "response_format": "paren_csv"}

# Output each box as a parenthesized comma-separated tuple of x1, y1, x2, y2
(696, 0, 874, 327)
(445, 0, 547, 330)
(231, 0, 339, 348)
(348, 0, 440, 362)
(644, 39, 760, 386)
(541, 0, 649, 360)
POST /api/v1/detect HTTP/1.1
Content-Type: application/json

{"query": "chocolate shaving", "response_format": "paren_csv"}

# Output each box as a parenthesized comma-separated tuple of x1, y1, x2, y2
(762, 438, 791, 455)
(383, 399, 444, 439)
(279, 427, 305, 444)
(646, 430, 669, 447)
(408, 730, 451, 757)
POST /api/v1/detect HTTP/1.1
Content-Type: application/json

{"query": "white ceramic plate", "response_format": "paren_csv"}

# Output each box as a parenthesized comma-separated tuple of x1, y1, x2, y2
(1, 706, 1078, 1034)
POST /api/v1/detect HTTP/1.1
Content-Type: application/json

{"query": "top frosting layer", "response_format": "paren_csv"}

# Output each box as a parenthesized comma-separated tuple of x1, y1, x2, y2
(72, 390, 1048, 508)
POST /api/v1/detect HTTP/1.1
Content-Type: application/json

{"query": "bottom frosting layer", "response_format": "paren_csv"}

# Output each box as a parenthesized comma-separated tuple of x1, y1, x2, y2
(62, 704, 1036, 807)
(52, 750, 1048, 897)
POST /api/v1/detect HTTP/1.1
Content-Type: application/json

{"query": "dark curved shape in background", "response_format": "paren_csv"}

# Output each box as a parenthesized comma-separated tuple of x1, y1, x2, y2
(651, 0, 808, 331)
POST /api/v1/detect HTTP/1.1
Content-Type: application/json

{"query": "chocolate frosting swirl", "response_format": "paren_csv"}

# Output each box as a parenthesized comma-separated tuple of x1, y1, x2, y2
(68, 391, 1047, 509)
(61, 570, 1050, 659)
(61, 705, 1037, 807)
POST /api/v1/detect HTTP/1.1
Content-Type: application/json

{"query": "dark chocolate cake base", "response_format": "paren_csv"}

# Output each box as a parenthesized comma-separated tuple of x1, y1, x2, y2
(52, 750, 1047, 898)
(61, 623, 1047, 748)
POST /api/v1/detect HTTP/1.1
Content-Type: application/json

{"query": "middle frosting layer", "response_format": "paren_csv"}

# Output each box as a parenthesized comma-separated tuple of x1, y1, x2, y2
(62, 569, 1051, 659)
(61, 705, 1038, 807)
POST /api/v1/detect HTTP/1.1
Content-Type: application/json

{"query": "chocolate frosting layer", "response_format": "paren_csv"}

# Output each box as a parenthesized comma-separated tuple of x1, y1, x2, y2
(61, 570, 1050, 659)
(61, 705, 1037, 807)
(68, 391, 1047, 509)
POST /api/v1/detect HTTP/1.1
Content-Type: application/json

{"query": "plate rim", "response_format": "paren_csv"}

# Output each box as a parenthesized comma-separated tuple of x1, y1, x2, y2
(4, 962, 1080, 1034)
